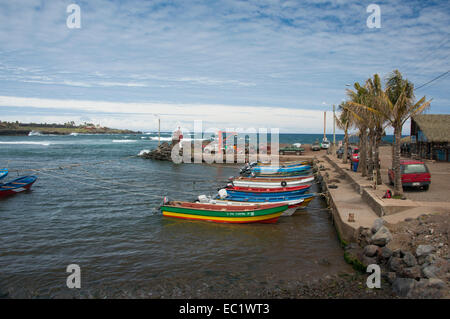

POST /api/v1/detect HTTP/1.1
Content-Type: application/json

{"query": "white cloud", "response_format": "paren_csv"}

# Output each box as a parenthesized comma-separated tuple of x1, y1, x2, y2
(0, 95, 336, 133)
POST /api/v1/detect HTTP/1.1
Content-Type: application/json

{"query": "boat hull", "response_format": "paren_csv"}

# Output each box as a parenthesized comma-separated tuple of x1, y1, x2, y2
(199, 198, 304, 217)
(252, 165, 311, 174)
(0, 176, 37, 198)
(161, 202, 288, 224)
(0, 169, 8, 181)
(224, 185, 311, 197)
(231, 176, 314, 188)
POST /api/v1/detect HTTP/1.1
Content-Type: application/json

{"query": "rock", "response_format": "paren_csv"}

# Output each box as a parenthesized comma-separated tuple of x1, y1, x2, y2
(361, 256, 377, 267)
(371, 226, 393, 246)
(371, 218, 385, 234)
(410, 278, 445, 298)
(379, 247, 393, 261)
(403, 252, 417, 267)
(416, 245, 434, 257)
(418, 253, 437, 265)
(392, 278, 416, 297)
(424, 254, 438, 265)
(382, 272, 397, 284)
(363, 245, 379, 257)
(426, 278, 446, 289)
(388, 257, 405, 273)
(402, 266, 422, 279)
(422, 265, 438, 279)
(344, 243, 359, 251)
(358, 227, 373, 246)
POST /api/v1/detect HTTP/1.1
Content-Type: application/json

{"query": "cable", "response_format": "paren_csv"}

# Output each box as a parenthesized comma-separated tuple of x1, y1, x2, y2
(416, 70, 450, 90)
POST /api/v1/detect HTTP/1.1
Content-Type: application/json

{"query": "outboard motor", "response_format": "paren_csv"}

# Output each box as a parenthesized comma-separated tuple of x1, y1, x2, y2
(218, 189, 228, 199)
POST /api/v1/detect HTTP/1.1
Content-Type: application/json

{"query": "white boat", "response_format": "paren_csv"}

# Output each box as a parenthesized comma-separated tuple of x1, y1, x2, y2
(196, 195, 304, 216)
(231, 176, 315, 188)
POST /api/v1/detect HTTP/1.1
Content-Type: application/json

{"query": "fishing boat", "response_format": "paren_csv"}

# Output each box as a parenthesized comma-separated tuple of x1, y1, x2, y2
(251, 170, 313, 178)
(251, 164, 311, 174)
(239, 161, 310, 174)
(0, 169, 8, 181)
(223, 185, 311, 197)
(226, 184, 311, 193)
(0, 175, 37, 198)
(247, 161, 310, 168)
(231, 175, 315, 188)
(214, 192, 315, 211)
(197, 195, 304, 217)
(160, 200, 287, 223)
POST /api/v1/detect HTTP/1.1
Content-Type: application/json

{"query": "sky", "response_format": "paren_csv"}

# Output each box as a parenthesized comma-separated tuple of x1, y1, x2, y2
(0, 0, 449, 133)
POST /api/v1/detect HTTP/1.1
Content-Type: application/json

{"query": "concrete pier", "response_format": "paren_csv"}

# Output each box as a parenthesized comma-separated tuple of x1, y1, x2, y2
(316, 152, 449, 244)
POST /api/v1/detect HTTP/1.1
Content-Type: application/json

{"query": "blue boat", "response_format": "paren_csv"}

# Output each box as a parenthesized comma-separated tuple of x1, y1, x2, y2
(216, 192, 314, 202)
(252, 165, 312, 174)
(0, 169, 7, 181)
(225, 186, 311, 197)
(0, 175, 37, 198)
(252, 170, 313, 178)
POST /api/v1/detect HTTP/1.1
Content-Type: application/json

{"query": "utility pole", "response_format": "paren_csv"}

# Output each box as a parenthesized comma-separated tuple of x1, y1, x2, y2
(333, 104, 336, 146)
(158, 117, 161, 147)
(323, 111, 326, 140)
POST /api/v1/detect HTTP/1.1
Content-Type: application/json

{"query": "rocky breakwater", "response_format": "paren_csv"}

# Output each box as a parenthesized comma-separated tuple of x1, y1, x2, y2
(139, 141, 180, 161)
(344, 212, 449, 298)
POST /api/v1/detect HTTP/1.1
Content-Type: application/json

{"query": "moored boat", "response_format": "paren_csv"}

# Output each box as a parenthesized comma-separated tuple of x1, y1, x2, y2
(226, 184, 311, 193)
(223, 185, 311, 197)
(213, 193, 315, 212)
(0, 169, 8, 181)
(251, 164, 311, 174)
(0, 175, 37, 198)
(251, 170, 313, 178)
(160, 201, 287, 223)
(247, 161, 310, 168)
(231, 175, 315, 188)
(197, 195, 304, 216)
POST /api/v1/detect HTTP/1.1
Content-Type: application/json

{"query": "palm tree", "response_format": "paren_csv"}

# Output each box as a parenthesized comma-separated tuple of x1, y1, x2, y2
(345, 83, 371, 177)
(365, 74, 389, 185)
(336, 103, 353, 164)
(382, 70, 431, 195)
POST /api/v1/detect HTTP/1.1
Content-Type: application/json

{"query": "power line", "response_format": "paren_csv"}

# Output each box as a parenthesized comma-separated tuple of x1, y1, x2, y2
(416, 70, 450, 90)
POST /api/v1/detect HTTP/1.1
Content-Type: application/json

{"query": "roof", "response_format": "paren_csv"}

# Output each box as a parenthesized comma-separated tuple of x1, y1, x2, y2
(412, 114, 450, 142)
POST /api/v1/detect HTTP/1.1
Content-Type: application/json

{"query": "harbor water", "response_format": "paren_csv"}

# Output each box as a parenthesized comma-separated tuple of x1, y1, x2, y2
(0, 133, 353, 298)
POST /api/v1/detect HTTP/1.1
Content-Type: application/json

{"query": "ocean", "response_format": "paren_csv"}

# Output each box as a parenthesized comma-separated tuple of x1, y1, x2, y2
(0, 133, 354, 298)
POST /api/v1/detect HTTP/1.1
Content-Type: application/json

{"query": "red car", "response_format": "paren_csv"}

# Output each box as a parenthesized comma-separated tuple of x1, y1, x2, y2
(388, 160, 431, 191)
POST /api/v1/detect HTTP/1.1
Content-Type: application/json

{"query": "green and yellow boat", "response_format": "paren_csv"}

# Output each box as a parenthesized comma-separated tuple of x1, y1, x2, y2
(160, 201, 288, 224)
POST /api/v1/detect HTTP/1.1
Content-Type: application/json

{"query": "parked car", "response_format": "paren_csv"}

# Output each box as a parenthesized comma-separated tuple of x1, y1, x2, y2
(337, 146, 352, 159)
(320, 138, 330, 149)
(388, 160, 431, 191)
(311, 140, 321, 151)
(280, 145, 304, 155)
